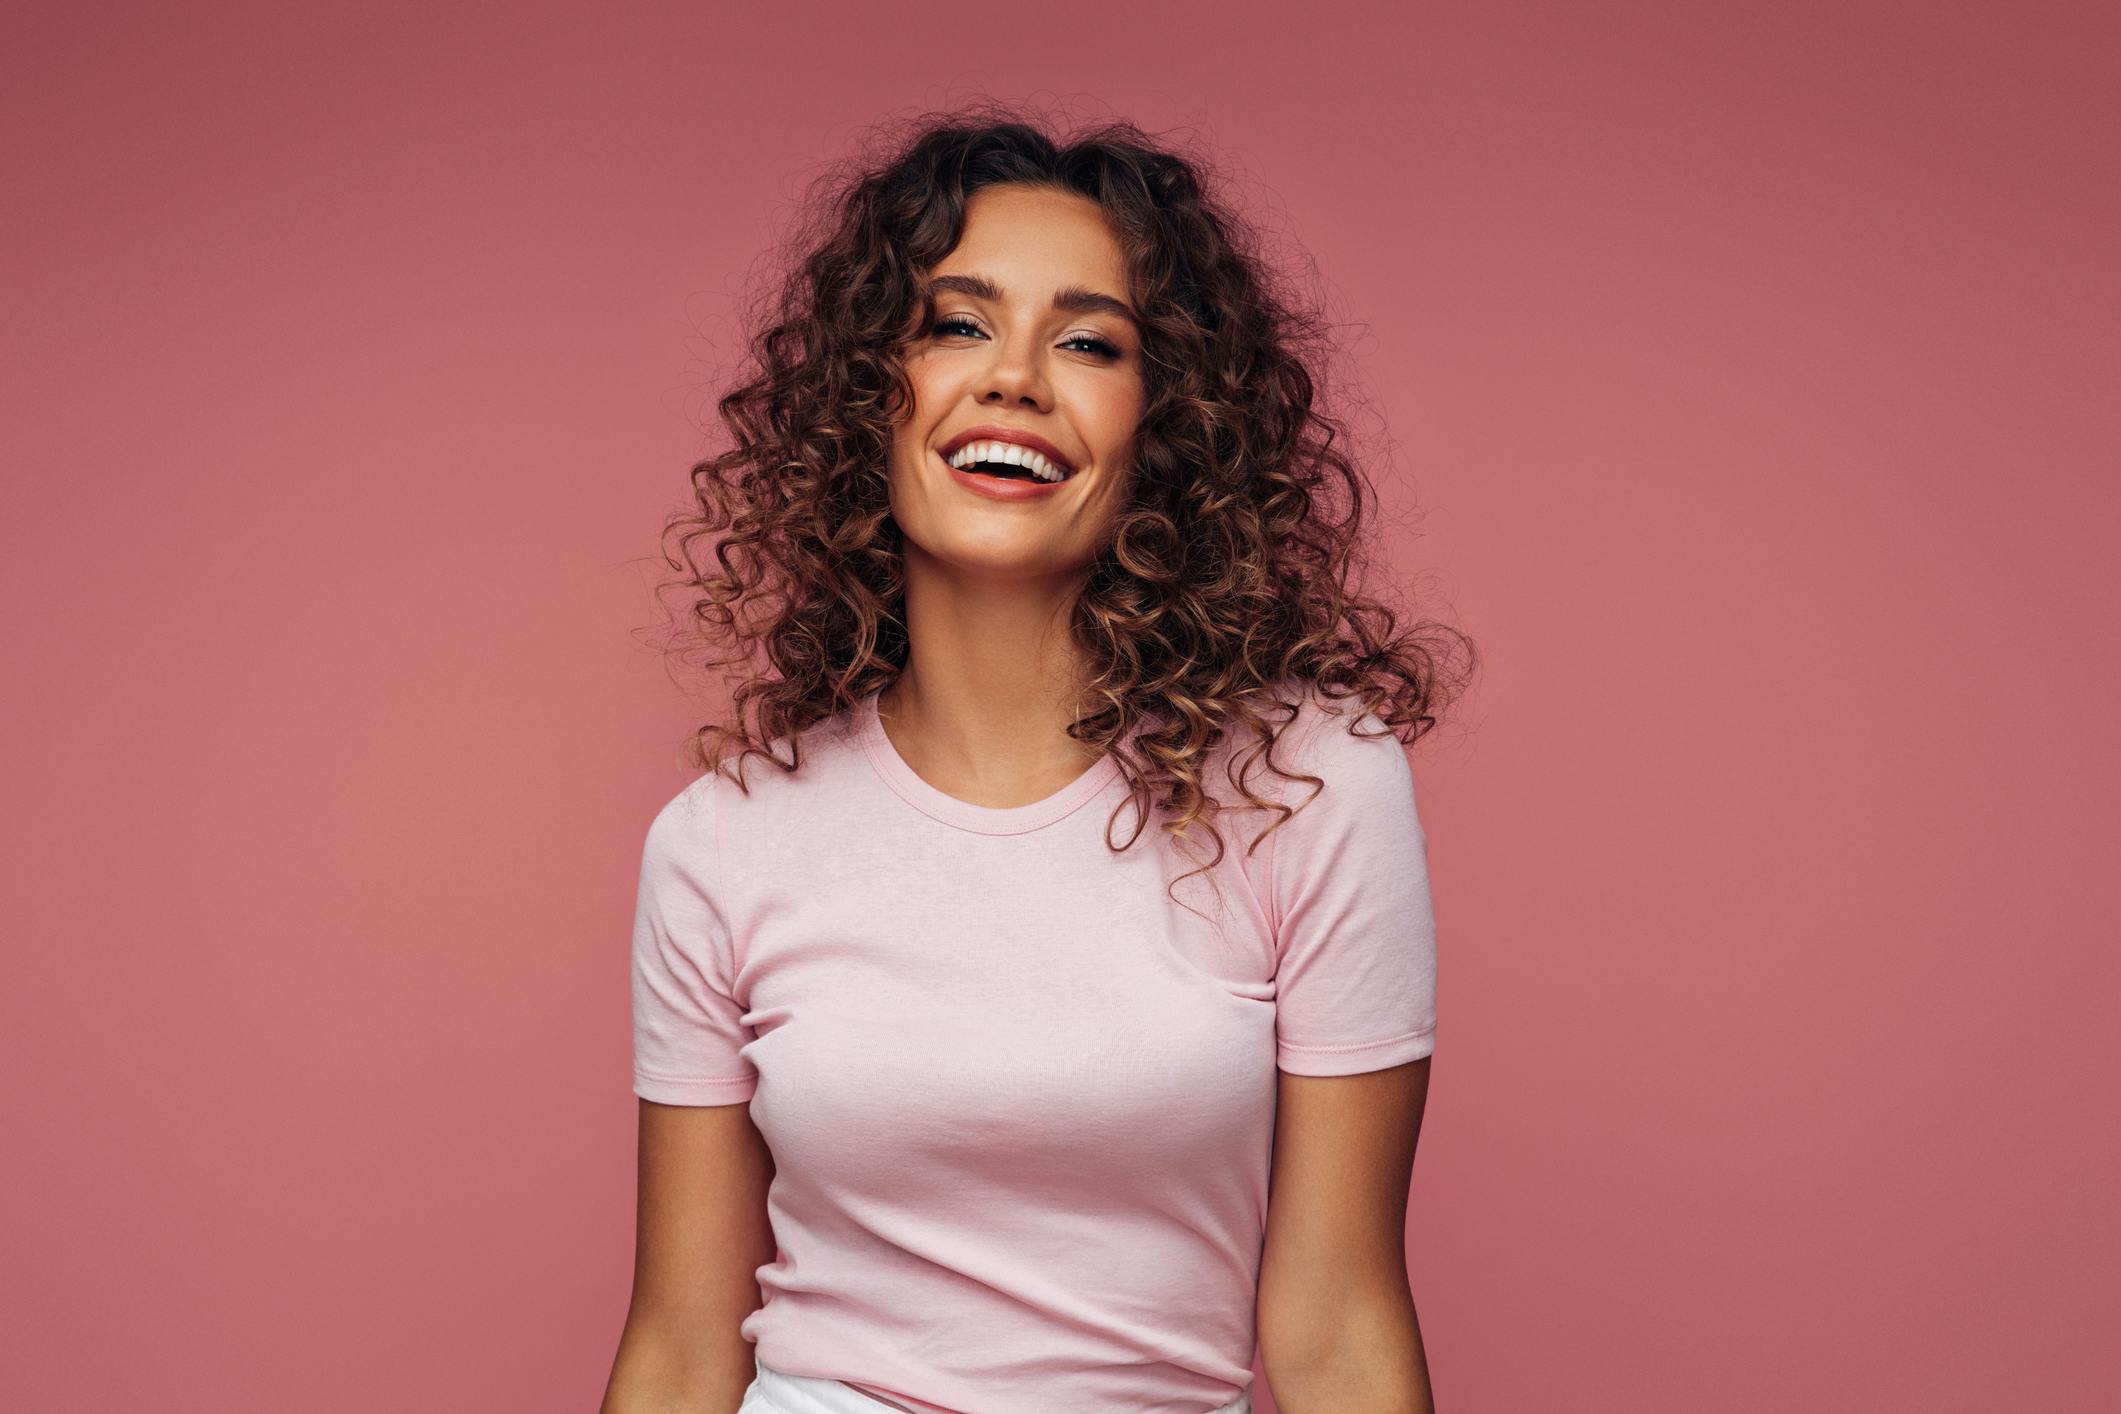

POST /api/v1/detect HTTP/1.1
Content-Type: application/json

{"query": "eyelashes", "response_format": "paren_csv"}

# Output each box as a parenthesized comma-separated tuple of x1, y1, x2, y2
(931, 315, 1122, 361)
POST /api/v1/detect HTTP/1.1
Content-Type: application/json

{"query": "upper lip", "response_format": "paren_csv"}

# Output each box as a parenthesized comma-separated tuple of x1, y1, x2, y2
(937, 424, 1078, 476)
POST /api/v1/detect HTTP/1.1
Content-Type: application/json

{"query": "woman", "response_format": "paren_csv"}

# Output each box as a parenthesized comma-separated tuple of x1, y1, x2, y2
(603, 107, 1475, 1414)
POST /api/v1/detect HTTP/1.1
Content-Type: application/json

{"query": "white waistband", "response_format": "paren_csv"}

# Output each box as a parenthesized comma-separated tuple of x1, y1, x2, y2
(739, 1355, 1253, 1413)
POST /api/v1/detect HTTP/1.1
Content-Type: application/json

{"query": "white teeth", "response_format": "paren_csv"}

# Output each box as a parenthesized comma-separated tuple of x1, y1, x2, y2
(945, 440, 1069, 482)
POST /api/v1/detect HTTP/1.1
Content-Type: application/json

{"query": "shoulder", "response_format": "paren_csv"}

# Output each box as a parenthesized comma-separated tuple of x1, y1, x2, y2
(648, 703, 867, 847)
(1259, 678, 1414, 804)
(1186, 677, 1409, 812)
(638, 771, 721, 890)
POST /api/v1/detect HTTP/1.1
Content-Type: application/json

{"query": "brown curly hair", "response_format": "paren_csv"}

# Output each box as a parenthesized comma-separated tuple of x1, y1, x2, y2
(651, 101, 1476, 892)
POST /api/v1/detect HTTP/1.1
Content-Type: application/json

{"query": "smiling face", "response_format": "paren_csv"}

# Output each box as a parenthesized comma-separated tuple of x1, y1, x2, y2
(886, 183, 1146, 584)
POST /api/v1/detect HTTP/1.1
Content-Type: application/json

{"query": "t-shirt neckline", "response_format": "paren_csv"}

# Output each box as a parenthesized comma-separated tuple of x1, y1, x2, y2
(853, 686, 1123, 836)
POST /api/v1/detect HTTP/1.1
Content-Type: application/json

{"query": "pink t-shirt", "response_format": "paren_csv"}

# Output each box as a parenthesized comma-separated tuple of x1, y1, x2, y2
(629, 679, 1439, 1414)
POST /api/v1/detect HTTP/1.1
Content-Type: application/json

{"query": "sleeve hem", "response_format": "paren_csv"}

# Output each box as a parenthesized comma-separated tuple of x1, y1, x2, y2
(633, 1071, 758, 1106)
(1277, 1025, 1435, 1076)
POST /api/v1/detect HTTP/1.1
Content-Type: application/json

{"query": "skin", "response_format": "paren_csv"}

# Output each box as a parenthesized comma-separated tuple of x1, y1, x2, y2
(602, 1098, 776, 1414)
(604, 180, 1434, 1413)
(875, 181, 1146, 802)
(1259, 1059, 1437, 1412)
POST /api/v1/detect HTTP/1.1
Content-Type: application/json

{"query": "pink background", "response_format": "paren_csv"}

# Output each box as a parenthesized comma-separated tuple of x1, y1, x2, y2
(5, 3, 2115, 1411)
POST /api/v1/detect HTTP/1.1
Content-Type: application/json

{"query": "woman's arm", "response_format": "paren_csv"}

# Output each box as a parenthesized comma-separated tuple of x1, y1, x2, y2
(601, 1098, 777, 1414)
(1257, 1056, 1435, 1414)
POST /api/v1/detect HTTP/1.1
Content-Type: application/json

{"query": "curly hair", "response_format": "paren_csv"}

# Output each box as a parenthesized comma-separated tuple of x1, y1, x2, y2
(652, 101, 1476, 894)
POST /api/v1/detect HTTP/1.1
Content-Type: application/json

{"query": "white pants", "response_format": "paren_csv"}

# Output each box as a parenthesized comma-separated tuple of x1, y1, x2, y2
(738, 1353, 1254, 1413)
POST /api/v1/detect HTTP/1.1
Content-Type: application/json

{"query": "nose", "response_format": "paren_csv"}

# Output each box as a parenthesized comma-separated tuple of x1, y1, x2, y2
(977, 330, 1052, 410)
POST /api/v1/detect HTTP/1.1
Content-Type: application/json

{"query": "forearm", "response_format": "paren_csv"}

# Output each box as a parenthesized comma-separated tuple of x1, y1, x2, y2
(1264, 1294, 1435, 1414)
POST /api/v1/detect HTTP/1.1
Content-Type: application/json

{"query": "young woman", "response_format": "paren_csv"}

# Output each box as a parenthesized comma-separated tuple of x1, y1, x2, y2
(602, 108, 1475, 1414)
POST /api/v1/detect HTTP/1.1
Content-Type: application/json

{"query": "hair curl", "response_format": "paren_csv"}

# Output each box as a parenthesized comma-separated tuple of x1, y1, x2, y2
(651, 101, 1476, 895)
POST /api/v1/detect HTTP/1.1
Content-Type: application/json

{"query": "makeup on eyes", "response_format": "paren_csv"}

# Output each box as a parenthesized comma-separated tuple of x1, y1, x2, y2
(931, 314, 1122, 360)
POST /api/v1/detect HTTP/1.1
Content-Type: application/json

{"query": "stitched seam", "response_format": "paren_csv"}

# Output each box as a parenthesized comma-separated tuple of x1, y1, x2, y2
(635, 1067, 754, 1083)
(1278, 1024, 1436, 1054)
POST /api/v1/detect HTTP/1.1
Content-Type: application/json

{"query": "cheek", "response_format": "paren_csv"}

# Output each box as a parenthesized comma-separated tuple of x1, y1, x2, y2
(891, 366, 945, 454)
(903, 350, 956, 409)
(1086, 381, 1145, 461)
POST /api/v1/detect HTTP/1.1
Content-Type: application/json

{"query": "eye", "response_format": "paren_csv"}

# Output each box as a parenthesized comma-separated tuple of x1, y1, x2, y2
(930, 316, 1123, 362)
(1062, 334, 1122, 359)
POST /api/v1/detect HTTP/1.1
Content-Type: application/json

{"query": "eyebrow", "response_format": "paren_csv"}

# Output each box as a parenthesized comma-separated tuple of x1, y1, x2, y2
(927, 272, 1138, 328)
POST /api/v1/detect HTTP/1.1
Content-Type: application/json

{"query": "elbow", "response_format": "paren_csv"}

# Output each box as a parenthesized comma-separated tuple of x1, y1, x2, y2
(601, 1314, 756, 1414)
(1261, 1289, 1434, 1414)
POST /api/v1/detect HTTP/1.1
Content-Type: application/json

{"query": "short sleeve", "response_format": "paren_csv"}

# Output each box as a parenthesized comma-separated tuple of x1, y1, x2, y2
(629, 778, 759, 1106)
(1269, 701, 1439, 1075)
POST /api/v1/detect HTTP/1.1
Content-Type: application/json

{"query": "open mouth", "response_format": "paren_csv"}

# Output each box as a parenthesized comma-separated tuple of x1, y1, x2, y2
(938, 444, 1076, 485)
